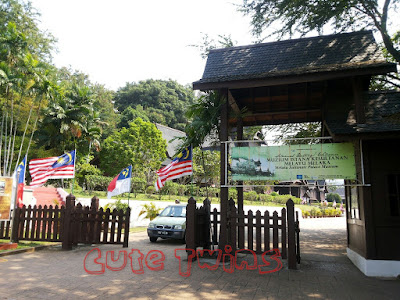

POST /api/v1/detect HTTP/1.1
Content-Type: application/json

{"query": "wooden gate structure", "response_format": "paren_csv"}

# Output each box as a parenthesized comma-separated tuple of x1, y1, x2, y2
(186, 197, 300, 269)
(0, 194, 130, 249)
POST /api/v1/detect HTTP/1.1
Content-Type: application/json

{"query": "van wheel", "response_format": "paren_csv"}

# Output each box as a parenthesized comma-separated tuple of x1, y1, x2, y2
(150, 237, 158, 243)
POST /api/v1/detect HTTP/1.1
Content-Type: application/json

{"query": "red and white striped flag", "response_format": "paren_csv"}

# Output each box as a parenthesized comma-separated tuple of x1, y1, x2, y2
(29, 151, 76, 188)
(155, 147, 192, 191)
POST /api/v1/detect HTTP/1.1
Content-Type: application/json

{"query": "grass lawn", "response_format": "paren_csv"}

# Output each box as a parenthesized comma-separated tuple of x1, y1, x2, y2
(71, 191, 334, 211)
(129, 227, 147, 233)
(0, 239, 57, 253)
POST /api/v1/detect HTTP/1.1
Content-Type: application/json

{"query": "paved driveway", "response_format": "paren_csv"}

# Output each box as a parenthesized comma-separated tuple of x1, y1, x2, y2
(0, 217, 399, 299)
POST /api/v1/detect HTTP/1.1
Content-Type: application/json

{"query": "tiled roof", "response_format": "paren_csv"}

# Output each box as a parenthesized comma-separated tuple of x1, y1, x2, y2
(194, 31, 394, 87)
(325, 91, 400, 135)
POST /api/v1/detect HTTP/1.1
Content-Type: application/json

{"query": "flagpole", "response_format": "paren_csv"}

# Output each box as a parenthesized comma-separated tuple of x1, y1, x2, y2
(71, 149, 77, 195)
(127, 165, 132, 208)
(190, 145, 194, 197)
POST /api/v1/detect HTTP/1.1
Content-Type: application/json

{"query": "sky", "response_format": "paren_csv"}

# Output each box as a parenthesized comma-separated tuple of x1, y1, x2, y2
(30, 0, 255, 91)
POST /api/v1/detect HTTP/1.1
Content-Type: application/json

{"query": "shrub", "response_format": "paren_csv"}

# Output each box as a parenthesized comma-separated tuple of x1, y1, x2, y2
(177, 184, 186, 196)
(131, 177, 146, 197)
(86, 175, 113, 191)
(104, 199, 129, 213)
(146, 185, 156, 195)
(244, 191, 258, 201)
(270, 191, 279, 196)
(310, 208, 318, 217)
(139, 202, 162, 220)
(228, 188, 237, 200)
(161, 181, 179, 199)
(271, 195, 302, 205)
(258, 194, 273, 203)
(326, 193, 342, 203)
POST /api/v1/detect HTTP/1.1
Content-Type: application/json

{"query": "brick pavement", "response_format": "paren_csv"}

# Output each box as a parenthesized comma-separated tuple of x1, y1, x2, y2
(0, 217, 399, 299)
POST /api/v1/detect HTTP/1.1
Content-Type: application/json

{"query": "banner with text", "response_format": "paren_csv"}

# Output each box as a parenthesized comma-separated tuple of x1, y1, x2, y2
(231, 143, 356, 181)
(0, 177, 13, 221)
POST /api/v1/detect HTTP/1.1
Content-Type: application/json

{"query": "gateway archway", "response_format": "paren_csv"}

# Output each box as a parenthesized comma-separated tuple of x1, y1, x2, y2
(192, 31, 400, 277)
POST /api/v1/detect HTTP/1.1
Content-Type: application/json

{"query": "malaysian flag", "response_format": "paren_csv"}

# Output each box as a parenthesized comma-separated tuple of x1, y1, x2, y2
(29, 150, 76, 188)
(155, 146, 192, 191)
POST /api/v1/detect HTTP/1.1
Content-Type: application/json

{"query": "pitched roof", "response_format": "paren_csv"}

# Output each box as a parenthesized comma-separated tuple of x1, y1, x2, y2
(155, 123, 186, 158)
(325, 91, 400, 136)
(193, 31, 396, 89)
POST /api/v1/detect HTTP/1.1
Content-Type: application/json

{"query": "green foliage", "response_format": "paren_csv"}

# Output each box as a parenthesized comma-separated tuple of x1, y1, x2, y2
(114, 79, 195, 131)
(0, 0, 56, 62)
(192, 148, 220, 187)
(139, 202, 162, 221)
(271, 194, 301, 205)
(270, 191, 278, 196)
(76, 156, 102, 188)
(99, 118, 167, 180)
(146, 185, 156, 195)
(307, 207, 342, 218)
(104, 199, 129, 213)
(118, 105, 149, 129)
(228, 188, 238, 200)
(326, 193, 342, 203)
(244, 190, 258, 201)
(158, 181, 180, 199)
(179, 91, 225, 150)
(258, 194, 273, 203)
(131, 176, 146, 197)
(86, 175, 113, 191)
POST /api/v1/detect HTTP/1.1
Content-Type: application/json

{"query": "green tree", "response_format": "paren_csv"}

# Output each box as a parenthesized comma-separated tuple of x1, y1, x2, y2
(118, 105, 149, 129)
(326, 193, 342, 203)
(180, 91, 226, 150)
(113, 79, 195, 131)
(193, 147, 220, 187)
(99, 118, 167, 183)
(36, 84, 98, 154)
(0, 0, 56, 62)
(240, 0, 400, 63)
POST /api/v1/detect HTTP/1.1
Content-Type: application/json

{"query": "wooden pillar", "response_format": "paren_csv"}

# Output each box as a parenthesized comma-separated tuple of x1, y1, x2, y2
(236, 117, 245, 248)
(286, 198, 297, 269)
(219, 89, 229, 251)
(186, 197, 196, 252)
(62, 194, 75, 250)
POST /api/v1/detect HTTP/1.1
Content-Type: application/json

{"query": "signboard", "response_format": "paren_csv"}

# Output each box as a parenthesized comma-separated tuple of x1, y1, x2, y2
(0, 177, 13, 221)
(231, 143, 356, 181)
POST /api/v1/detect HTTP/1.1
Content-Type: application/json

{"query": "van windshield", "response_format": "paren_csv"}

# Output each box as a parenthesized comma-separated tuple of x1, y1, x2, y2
(159, 206, 186, 217)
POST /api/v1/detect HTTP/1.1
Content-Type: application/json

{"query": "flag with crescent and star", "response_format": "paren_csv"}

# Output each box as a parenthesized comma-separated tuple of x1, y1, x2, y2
(16, 155, 27, 207)
(29, 150, 76, 188)
(155, 146, 192, 191)
(107, 166, 132, 199)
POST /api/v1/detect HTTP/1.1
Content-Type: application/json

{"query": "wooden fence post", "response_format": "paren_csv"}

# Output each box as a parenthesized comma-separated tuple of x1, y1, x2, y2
(62, 194, 75, 250)
(11, 208, 20, 243)
(203, 198, 211, 249)
(123, 207, 131, 247)
(286, 198, 297, 269)
(186, 197, 196, 253)
(91, 196, 99, 212)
